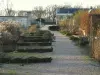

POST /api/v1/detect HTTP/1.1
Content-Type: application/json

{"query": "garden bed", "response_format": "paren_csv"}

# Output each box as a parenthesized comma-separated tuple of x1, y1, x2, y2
(17, 42, 52, 46)
(0, 52, 52, 63)
(3, 45, 16, 52)
(21, 30, 55, 42)
(48, 26, 60, 31)
(23, 39, 52, 42)
(17, 46, 53, 52)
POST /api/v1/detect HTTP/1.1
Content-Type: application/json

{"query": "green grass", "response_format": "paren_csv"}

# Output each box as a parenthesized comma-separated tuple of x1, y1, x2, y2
(0, 70, 17, 75)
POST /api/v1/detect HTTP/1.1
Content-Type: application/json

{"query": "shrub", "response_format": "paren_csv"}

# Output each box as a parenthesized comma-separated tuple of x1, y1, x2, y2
(34, 30, 42, 36)
(60, 30, 67, 35)
(78, 37, 89, 45)
(0, 21, 21, 44)
(70, 35, 80, 41)
(66, 32, 72, 36)
(27, 25, 37, 33)
(42, 31, 52, 39)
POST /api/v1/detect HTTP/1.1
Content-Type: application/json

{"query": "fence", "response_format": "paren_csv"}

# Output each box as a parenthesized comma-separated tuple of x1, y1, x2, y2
(90, 14, 100, 60)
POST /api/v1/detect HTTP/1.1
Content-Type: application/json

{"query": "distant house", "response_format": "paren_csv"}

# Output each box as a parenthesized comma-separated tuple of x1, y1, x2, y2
(0, 11, 37, 28)
(56, 8, 88, 25)
(0, 16, 30, 28)
(0, 11, 35, 28)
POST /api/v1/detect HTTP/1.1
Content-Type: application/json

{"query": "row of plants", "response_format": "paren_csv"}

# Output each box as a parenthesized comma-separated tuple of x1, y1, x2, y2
(0, 52, 52, 63)
(16, 46, 53, 53)
(0, 21, 54, 63)
(58, 9, 100, 61)
(58, 10, 91, 46)
(17, 42, 52, 46)
(70, 35, 89, 45)
(21, 30, 55, 42)
(48, 25, 60, 31)
(60, 30, 89, 46)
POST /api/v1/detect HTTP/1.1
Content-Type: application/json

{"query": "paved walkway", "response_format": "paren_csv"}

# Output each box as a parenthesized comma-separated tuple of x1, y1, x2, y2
(0, 26, 100, 75)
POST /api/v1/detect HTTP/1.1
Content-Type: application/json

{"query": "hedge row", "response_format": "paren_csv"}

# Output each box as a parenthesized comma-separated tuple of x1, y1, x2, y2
(0, 57, 52, 63)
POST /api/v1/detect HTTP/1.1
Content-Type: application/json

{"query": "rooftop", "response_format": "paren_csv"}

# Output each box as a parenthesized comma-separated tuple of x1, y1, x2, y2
(56, 8, 89, 14)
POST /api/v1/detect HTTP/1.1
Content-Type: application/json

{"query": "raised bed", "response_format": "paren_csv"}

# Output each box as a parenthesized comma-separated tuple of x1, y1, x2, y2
(17, 42, 52, 46)
(3, 45, 16, 52)
(48, 26, 60, 31)
(21, 36, 42, 39)
(17, 46, 53, 52)
(23, 30, 52, 36)
(0, 53, 52, 63)
(23, 39, 52, 42)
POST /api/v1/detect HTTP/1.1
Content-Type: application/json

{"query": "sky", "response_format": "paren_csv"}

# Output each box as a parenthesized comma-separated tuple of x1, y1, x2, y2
(0, 0, 100, 10)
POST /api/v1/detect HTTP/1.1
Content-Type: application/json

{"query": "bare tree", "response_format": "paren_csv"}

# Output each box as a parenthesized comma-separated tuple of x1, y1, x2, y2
(5, 0, 16, 16)
(74, 4, 83, 8)
(5, 8, 15, 16)
(45, 5, 59, 22)
(95, 5, 100, 8)
(17, 11, 27, 16)
(32, 6, 46, 18)
(63, 3, 72, 8)
(45, 6, 52, 21)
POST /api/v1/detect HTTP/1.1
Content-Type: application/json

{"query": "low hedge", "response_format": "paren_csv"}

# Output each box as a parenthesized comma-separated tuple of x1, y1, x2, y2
(70, 35, 80, 41)
(0, 54, 52, 63)
(17, 47, 53, 53)
(20, 30, 55, 42)
(23, 39, 52, 42)
(17, 42, 52, 46)
(70, 36, 89, 46)
(78, 37, 89, 46)
(48, 26, 60, 31)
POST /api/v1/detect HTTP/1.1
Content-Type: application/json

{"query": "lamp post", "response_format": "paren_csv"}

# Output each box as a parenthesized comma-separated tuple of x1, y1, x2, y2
(0, 32, 3, 52)
(40, 18, 41, 27)
(0, 32, 3, 63)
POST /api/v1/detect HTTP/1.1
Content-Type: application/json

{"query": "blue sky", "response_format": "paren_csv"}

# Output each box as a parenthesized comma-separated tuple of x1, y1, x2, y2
(0, 0, 100, 10)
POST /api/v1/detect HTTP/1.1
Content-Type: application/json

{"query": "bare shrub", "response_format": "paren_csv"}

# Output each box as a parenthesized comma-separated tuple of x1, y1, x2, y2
(0, 21, 21, 44)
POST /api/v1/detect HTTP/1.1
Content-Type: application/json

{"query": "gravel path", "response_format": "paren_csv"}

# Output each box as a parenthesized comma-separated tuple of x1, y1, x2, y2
(0, 25, 100, 75)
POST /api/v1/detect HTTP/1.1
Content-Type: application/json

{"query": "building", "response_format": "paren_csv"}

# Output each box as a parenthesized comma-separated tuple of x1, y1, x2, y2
(0, 11, 34, 28)
(56, 8, 88, 25)
(0, 16, 30, 28)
